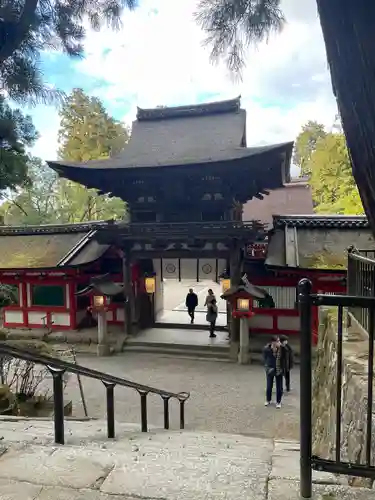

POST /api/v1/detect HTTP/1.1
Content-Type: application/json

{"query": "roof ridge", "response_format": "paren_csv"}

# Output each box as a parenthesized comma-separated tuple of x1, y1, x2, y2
(136, 96, 241, 122)
(0, 220, 111, 236)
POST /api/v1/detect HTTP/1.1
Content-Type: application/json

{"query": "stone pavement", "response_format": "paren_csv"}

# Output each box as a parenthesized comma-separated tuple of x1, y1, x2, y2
(65, 354, 301, 440)
(0, 418, 373, 499)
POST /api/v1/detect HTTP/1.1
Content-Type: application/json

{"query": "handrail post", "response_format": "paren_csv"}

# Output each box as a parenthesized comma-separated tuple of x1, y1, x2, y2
(298, 279, 313, 499)
(162, 395, 170, 430)
(49, 366, 65, 445)
(103, 381, 116, 439)
(179, 400, 185, 430)
(139, 390, 148, 432)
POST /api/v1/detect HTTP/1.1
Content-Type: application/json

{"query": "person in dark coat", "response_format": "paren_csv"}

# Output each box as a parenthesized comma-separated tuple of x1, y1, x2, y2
(263, 336, 286, 408)
(206, 299, 218, 338)
(280, 335, 294, 392)
(185, 288, 198, 324)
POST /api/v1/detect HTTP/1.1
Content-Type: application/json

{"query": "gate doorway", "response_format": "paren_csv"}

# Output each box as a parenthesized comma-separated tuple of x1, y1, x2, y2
(152, 257, 227, 330)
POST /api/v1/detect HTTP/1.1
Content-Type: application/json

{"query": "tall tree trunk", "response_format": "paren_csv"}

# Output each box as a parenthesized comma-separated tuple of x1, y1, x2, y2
(316, 0, 375, 234)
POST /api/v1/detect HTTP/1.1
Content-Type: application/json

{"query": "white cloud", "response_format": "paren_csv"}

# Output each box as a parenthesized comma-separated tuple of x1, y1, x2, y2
(32, 0, 338, 166)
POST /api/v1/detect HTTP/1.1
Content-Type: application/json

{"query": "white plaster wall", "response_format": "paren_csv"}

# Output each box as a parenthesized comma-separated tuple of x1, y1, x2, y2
(51, 312, 71, 327)
(277, 316, 300, 331)
(180, 259, 197, 280)
(4, 310, 23, 324)
(162, 258, 179, 279)
(198, 258, 216, 281)
(106, 310, 114, 322)
(249, 315, 273, 329)
(28, 311, 45, 325)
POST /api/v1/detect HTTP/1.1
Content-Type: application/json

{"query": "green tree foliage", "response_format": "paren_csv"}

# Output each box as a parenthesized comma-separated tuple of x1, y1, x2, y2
(1, 156, 58, 225)
(2, 157, 127, 225)
(0, 0, 137, 104)
(293, 121, 327, 177)
(0, 96, 38, 193)
(195, 0, 284, 73)
(57, 88, 128, 222)
(308, 132, 364, 215)
(58, 89, 128, 161)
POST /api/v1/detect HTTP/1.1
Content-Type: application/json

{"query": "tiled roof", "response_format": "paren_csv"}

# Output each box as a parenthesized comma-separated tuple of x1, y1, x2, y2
(48, 97, 293, 175)
(0, 222, 110, 270)
(273, 215, 369, 229)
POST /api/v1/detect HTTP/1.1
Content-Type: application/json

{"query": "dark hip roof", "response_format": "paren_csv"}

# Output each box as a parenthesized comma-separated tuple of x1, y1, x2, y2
(47, 97, 293, 174)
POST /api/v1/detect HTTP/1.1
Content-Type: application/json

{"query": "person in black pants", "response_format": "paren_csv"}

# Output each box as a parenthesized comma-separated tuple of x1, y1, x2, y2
(280, 335, 294, 392)
(263, 336, 286, 409)
(185, 288, 198, 324)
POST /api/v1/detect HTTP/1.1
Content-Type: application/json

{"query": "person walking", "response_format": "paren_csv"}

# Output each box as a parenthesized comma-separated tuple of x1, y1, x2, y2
(204, 288, 216, 308)
(280, 335, 294, 392)
(185, 288, 198, 324)
(206, 298, 218, 338)
(263, 336, 286, 409)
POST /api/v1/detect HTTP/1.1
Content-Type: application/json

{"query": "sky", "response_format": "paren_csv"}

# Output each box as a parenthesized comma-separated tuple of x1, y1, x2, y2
(28, 0, 338, 174)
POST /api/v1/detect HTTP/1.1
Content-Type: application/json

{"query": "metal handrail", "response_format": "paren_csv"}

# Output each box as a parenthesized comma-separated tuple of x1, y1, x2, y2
(348, 251, 375, 265)
(0, 342, 189, 444)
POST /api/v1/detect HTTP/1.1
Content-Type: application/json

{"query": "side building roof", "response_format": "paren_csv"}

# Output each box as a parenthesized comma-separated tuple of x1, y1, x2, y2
(0, 222, 111, 270)
(266, 214, 373, 269)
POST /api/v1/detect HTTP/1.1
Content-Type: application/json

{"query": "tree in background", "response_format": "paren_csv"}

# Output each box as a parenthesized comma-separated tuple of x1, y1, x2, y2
(57, 88, 128, 222)
(2, 90, 129, 225)
(309, 133, 363, 215)
(0, 0, 137, 104)
(58, 89, 128, 161)
(293, 120, 364, 214)
(0, 97, 38, 194)
(1, 156, 58, 225)
(195, 0, 375, 235)
(293, 121, 326, 178)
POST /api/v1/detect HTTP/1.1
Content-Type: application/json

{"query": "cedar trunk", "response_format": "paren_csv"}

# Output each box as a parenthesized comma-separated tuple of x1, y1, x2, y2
(316, 0, 375, 234)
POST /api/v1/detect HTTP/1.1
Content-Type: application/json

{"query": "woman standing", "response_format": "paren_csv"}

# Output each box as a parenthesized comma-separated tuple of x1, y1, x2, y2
(206, 299, 218, 338)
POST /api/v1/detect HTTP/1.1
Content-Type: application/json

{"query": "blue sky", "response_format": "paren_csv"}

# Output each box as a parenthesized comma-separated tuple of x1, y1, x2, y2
(27, 0, 337, 168)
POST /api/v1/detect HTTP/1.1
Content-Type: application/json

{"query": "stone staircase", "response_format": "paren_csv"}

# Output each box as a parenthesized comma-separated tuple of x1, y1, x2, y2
(0, 417, 373, 499)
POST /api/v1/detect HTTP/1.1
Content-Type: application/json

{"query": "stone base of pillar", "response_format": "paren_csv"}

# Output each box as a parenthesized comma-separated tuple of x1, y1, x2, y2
(97, 343, 110, 357)
(229, 341, 239, 360)
(238, 346, 250, 364)
(238, 318, 250, 364)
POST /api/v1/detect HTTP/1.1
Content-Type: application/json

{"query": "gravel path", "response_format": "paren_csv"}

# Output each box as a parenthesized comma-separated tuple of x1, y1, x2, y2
(64, 353, 300, 440)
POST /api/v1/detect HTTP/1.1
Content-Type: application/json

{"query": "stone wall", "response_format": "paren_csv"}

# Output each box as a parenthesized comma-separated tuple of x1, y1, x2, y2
(312, 313, 375, 487)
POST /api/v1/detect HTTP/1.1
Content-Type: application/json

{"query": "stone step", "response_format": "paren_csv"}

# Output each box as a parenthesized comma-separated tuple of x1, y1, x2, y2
(0, 417, 373, 499)
(122, 345, 232, 361)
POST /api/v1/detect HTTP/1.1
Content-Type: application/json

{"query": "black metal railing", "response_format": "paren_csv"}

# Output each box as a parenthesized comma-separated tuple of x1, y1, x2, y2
(298, 279, 375, 499)
(0, 343, 189, 445)
(347, 248, 375, 333)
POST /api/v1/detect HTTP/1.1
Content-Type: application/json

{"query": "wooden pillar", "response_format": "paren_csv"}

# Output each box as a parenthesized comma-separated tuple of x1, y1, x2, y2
(122, 249, 133, 336)
(229, 239, 243, 359)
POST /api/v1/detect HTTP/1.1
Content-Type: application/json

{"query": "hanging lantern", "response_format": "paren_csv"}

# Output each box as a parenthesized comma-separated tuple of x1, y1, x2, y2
(93, 295, 105, 310)
(145, 276, 156, 294)
(221, 278, 231, 293)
